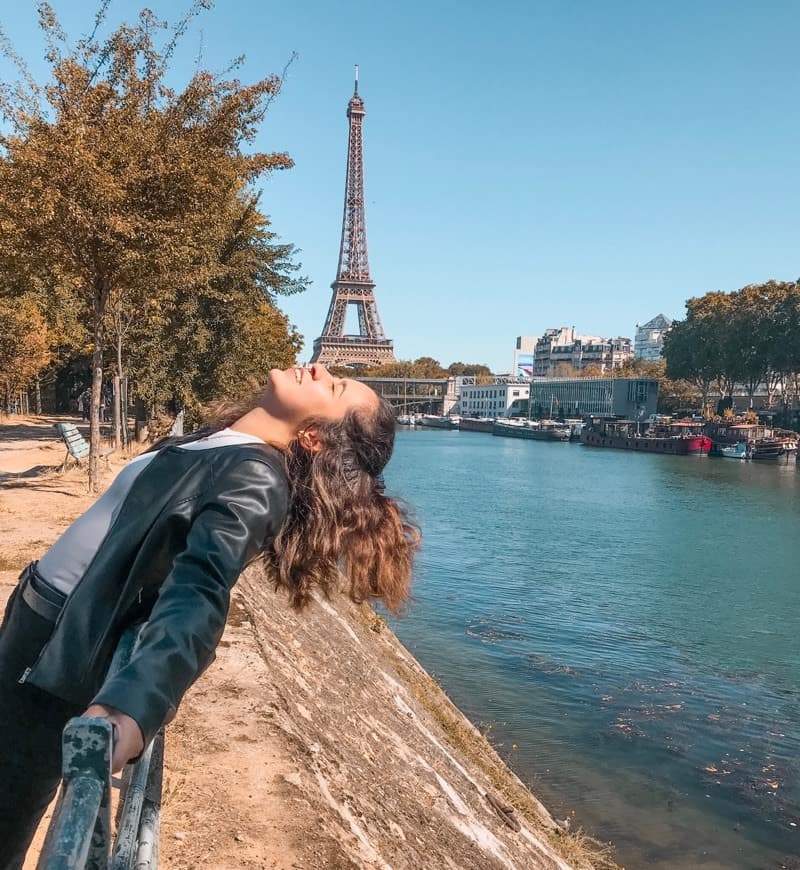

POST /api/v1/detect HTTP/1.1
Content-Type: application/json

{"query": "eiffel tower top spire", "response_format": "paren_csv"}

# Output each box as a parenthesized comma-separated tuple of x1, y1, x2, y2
(335, 66, 370, 284)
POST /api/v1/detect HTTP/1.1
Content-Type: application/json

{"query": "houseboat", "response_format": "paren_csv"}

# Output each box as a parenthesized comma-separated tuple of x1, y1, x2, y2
(580, 418, 712, 455)
(748, 438, 796, 460)
(705, 420, 797, 460)
(705, 421, 772, 455)
(459, 417, 496, 433)
(493, 419, 571, 442)
(419, 415, 459, 430)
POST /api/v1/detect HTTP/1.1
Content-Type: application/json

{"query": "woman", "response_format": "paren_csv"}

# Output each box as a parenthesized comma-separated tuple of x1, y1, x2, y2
(0, 363, 417, 869)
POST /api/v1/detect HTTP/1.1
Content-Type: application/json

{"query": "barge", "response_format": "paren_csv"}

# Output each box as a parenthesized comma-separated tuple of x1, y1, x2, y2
(493, 419, 571, 442)
(580, 418, 712, 455)
(459, 417, 495, 433)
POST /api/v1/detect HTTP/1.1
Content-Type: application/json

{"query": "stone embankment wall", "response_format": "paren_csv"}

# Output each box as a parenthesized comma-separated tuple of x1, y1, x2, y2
(234, 569, 608, 870)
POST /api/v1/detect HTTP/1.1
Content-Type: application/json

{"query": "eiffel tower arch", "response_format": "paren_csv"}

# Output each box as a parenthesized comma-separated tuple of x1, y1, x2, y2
(310, 69, 396, 369)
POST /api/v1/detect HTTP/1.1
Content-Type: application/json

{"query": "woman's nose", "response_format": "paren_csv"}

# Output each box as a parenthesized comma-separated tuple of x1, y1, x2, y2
(310, 364, 329, 381)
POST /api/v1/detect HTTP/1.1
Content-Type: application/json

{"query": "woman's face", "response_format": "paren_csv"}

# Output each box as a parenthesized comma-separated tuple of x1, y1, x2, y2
(264, 363, 379, 429)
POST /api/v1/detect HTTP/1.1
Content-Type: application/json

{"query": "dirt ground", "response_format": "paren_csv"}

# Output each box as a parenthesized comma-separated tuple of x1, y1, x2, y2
(1, 414, 610, 869)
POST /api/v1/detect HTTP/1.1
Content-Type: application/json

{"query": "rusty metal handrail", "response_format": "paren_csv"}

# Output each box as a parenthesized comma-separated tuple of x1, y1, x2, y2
(37, 626, 164, 870)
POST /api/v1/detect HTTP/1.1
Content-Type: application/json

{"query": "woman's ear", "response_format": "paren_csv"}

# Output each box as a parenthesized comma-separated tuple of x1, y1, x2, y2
(297, 428, 323, 453)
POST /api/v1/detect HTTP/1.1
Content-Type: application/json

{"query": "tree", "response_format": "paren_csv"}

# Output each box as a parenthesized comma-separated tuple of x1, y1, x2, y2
(0, 297, 51, 411)
(663, 300, 720, 412)
(0, 3, 300, 489)
(552, 362, 579, 379)
(762, 281, 800, 409)
(447, 361, 492, 378)
(727, 284, 771, 407)
(364, 357, 448, 379)
(127, 191, 304, 416)
(665, 281, 800, 417)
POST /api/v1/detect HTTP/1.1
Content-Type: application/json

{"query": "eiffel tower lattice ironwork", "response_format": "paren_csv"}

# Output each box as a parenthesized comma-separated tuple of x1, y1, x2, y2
(310, 68, 396, 368)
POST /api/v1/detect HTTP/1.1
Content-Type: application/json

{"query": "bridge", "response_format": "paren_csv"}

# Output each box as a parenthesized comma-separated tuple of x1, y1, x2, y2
(356, 377, 455, 415)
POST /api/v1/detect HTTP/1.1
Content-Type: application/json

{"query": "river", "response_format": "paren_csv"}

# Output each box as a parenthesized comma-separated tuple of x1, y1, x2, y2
(385, 428, 800, 869)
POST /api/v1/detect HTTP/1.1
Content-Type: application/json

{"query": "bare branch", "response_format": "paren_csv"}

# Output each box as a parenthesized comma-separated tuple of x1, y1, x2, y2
(79, 0, 114, 53)
(0, 24, 42, 109)
(163, 0, 213, 65)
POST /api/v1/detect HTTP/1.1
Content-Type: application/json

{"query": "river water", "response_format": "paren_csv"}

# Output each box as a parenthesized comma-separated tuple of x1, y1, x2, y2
(385, 428, 800, 869)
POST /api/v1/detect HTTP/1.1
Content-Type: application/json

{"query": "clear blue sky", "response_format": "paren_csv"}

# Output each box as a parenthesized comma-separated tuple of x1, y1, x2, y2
(2, 1, 799, 371)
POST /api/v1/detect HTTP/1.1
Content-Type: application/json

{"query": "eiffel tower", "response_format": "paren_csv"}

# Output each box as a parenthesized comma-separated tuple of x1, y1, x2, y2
(310, 68, 396, 368)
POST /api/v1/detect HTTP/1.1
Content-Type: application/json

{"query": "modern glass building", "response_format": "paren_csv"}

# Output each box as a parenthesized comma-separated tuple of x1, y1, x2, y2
(527, 377, 658, 418)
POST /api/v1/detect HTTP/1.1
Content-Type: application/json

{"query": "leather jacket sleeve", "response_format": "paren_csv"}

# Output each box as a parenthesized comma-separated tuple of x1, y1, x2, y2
(91, 456, 288, 748)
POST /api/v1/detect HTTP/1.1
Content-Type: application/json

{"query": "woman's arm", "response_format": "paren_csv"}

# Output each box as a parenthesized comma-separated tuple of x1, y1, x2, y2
(89, 456, 287, 757)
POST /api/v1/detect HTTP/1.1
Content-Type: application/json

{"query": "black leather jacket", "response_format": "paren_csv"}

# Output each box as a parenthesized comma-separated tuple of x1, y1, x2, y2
(22, 441, 288, 748)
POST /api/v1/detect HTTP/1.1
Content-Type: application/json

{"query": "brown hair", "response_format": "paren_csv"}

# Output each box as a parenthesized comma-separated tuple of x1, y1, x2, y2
(203, 390, 419, 614)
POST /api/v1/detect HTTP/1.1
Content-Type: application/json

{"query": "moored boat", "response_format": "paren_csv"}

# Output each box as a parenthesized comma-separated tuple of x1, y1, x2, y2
(565, 419, 584, 442)
(580, 418, 712, 455)
(492, 419, 535, 439)
(533, 419, 571, 441)
(748, 440, 790, 460)
(719, 443, 747, 459)
(493, 419, 571, 441)
(419, 414, 458, 430)
(459, 417, 495, 433)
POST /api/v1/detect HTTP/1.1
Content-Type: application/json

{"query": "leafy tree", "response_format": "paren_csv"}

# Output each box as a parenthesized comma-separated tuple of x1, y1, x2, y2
(364, 357, 448, 379)
(762, 281, 800, 409)
(666, 281, 800, 416)
(727, 284, 772, 406)
(447, 361, 492, 377)
(663, 301, 719, 411)
(0, 297, 51, 411)
(128, 191, 304, 416)
(409, 356, 448, 378)
(0, 3, 301, 489)
(552, 362, 579, 379)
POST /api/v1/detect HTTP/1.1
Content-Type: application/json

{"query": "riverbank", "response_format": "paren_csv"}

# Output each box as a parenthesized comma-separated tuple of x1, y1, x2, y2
(0, 414, 612, 869)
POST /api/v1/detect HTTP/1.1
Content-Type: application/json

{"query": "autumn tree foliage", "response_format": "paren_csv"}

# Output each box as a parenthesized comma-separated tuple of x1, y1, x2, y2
(0, 297, 51, 412)
(0, 2, 304, 488)
(359, 358, 492, 381)
(664, 280, 800, 414)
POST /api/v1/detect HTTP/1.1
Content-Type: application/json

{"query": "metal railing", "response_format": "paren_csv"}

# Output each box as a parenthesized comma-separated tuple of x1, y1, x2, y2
(37, 627, 164, 870)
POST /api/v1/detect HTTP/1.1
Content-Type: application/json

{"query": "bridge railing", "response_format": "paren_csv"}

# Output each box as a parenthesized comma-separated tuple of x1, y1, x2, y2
(37, 626, 164, 870)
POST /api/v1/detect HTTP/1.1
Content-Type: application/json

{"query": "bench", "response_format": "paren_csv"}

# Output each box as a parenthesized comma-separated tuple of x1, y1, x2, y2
(54, 422, 114, 471)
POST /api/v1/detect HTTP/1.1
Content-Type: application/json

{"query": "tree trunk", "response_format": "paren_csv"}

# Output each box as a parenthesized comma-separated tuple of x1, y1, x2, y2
(113, 374, 121, 451)
(121, 376, 129, 448)
(114, 326, 125, 450)
(698, 380, 711, 413)
(89, 300, 104, 493)
(34, 376, 42, 415)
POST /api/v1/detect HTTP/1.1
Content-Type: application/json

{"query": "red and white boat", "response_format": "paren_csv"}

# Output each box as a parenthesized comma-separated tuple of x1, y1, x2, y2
(580, 418, 712, 455)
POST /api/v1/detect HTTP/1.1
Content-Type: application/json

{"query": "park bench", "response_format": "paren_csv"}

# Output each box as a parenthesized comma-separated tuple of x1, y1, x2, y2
(54, 423, 114, 472)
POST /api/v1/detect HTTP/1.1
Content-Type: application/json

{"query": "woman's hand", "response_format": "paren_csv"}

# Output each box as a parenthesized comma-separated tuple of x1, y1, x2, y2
(82, 704, 145, 772)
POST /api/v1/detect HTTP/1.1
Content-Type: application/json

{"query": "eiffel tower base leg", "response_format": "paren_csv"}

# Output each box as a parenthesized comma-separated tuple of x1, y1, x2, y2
(311, 338, 396, 369)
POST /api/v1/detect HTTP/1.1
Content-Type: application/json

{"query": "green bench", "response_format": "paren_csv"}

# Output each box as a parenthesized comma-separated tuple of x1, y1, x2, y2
(54, 422, 114, 471)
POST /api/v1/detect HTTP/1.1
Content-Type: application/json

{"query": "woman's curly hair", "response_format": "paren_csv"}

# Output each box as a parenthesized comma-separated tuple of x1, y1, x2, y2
(203, 389, 419, 614)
